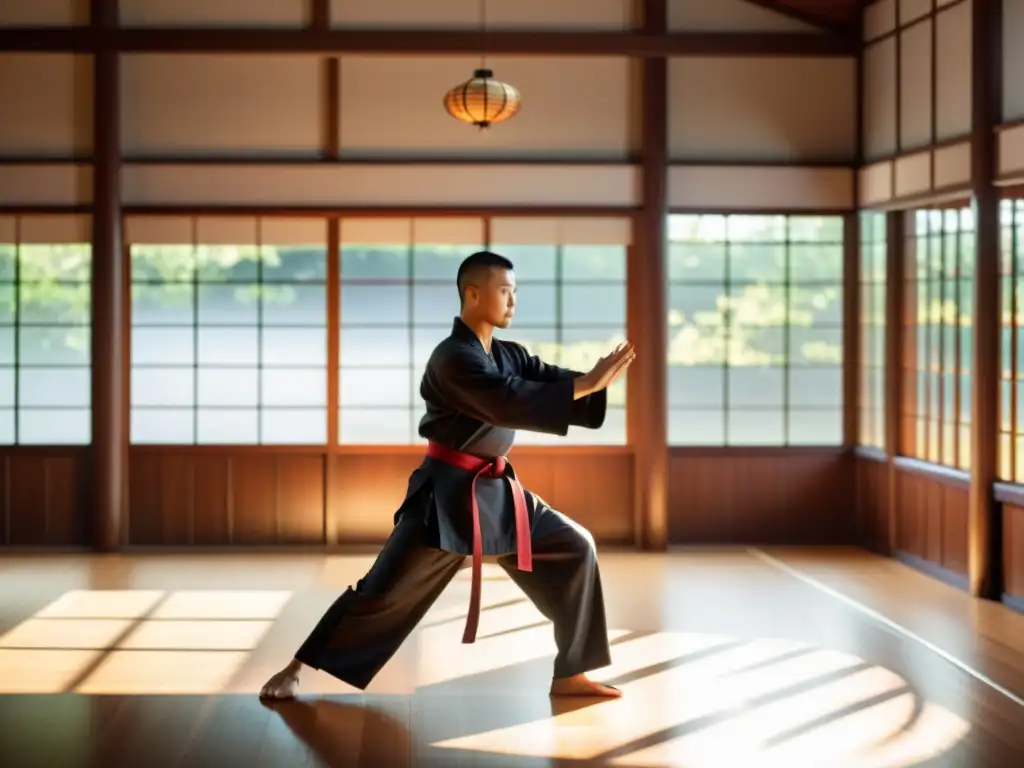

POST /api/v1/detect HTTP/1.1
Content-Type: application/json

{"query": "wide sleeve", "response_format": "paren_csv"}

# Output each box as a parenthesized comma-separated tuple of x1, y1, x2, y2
(509, 342, 607, 430)
(428, 343, 577, 436)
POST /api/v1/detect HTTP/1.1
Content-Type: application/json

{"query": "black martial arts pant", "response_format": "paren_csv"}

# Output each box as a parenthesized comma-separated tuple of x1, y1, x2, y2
(293, 503, 612, 691)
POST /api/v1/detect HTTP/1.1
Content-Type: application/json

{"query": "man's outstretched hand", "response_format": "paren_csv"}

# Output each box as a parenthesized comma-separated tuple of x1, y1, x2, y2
(574, 341, 636, 400)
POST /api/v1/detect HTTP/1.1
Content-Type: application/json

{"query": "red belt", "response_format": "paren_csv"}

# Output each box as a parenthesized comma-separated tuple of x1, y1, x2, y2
(426, 440, 532, 644)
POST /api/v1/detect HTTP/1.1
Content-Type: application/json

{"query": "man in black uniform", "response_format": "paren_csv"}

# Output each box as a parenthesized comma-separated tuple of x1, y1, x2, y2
(260, 250, 635, 700)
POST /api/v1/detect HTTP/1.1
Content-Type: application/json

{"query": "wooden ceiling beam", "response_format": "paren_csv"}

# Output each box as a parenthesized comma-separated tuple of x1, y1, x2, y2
(0, 27, 857, 57)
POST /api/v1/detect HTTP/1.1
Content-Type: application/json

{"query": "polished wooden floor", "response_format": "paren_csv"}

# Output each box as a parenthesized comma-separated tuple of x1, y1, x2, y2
(2, 547, 1024, 767)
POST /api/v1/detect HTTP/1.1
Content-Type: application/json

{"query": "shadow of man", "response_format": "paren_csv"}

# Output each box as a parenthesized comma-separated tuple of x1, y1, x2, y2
(261, 697, 411, 767)
(262, 694, 617, 767)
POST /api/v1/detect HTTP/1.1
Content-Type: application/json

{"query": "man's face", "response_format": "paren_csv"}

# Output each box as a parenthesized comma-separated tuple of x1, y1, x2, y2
(469, 267, 517, 329)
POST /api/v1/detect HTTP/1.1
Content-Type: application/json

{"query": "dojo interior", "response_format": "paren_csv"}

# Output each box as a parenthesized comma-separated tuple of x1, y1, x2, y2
(2, 0, 1024, 765)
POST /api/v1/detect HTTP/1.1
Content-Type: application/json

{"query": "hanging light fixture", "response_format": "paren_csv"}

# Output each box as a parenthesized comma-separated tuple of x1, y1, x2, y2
(443, 0, 521, 130)
(443, 69, 521, 130)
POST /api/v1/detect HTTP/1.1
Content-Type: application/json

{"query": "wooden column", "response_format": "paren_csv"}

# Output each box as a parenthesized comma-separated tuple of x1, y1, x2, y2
(967, 0, 1001, 598)
(630, 0, 669, 550)
(311, 0, 329, 30)
(91, 0, 125, 551)
(842, 212, 860, 448)
(884, 210, 905, 556)
(846, 7, 863, 452)
(318, 0, 341, 544)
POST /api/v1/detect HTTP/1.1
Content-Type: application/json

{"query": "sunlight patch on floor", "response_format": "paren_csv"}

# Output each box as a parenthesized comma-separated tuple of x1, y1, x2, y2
(34, 590, 167, 619)
(430, 631, 972, 768)
(0, 589, 293, 694)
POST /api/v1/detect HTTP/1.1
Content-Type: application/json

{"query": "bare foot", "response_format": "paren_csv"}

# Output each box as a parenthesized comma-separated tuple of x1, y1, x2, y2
(259, 660, 302, 700)
(549, 673, 622, 698)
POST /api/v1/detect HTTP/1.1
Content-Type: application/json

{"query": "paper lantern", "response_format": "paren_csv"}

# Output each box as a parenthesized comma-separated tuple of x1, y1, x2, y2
(443, 68, 521, 129)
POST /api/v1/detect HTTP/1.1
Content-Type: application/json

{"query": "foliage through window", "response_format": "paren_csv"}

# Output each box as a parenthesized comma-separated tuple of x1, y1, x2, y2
(0, 216, 92, 445)
(859, 212, 887, 449)
(489, 231, 628, 445)
(1000, 199, 1024, 481)
(338, 217, 629, 445)
(900, 208, 973, 469)
(666, 214, 844, 446)
(129, 218, 328, 445)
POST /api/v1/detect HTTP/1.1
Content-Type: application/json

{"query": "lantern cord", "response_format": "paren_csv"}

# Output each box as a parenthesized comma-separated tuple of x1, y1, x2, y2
(479, 0, 487, 70)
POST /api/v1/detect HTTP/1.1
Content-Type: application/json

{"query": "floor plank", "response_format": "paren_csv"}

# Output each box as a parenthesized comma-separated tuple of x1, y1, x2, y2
(1, 548, 1023, 766)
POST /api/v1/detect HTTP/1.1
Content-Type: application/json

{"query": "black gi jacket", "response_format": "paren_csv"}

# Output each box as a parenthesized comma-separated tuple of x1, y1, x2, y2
(397, 317, 607, 555)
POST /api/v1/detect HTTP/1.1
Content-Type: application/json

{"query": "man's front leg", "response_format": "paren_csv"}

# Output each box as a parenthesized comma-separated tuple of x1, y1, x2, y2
(496, 506, 620, 697)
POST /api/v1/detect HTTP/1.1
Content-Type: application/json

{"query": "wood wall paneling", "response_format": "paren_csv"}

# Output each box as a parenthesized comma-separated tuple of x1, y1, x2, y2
(1002, 502, 1024, 609)
(855, 450, 889, 553)
(667, 449, 854, 544)
(129, 451, 327, 546)
(0, 450, 90, 547)
(127, 449, 635, 547)
(894, 461, 970, 587)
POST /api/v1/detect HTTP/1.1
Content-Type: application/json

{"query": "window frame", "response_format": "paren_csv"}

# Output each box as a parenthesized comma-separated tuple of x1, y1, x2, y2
(0, 217, 93, 446)
(666, 212, 846, 448)
(128, 218, 330, 446)
(898, 206, 974, 470)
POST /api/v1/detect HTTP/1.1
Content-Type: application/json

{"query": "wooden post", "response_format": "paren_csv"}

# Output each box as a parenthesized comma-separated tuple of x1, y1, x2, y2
(967, 0, 1001, 598)
(90, 0, 125, 551)
(884, 211, 904, 556)
(843, 212, 860, 449)
(629, 0, 669, 550)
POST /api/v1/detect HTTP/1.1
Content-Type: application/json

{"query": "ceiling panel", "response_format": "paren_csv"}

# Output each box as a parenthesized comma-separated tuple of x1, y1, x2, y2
(755, 0, 863, 31)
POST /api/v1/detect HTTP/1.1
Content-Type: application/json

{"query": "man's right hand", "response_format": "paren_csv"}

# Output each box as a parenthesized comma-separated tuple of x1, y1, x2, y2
(574, 342, 636, 399)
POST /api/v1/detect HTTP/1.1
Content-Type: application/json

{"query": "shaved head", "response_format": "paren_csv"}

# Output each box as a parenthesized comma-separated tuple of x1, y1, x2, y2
(456, 250, 515, 306)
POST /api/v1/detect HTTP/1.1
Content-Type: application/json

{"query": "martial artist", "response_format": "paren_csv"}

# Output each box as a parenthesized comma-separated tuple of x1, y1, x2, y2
(260, 250, 635, 700)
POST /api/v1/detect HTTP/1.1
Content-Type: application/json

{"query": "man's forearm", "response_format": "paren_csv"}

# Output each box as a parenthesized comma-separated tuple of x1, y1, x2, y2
(573, 373, 597, 400)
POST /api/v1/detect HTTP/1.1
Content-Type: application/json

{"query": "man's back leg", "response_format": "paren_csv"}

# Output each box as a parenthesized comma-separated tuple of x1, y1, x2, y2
(260, 508, 464, 698)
